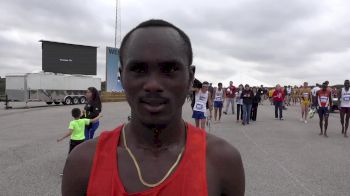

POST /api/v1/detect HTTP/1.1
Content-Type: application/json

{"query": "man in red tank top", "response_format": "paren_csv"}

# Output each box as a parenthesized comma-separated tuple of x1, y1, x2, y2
(61, 19, 245, 196)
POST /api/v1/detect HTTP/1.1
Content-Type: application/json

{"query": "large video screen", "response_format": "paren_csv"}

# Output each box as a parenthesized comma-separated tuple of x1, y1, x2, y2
(41, 41, 97, 75)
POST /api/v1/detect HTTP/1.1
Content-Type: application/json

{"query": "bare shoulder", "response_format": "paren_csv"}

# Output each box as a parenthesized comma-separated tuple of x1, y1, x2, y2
(206, 133, 245, 196)
(206, 133, 242, 164)
(61, 138, 99, 196)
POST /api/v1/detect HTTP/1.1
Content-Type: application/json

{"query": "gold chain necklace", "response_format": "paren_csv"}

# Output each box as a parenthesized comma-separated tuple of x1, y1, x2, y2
(122, 125, 185, 188)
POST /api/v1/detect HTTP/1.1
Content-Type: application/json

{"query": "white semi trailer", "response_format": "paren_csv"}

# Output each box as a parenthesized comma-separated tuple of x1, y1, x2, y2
(5, 72, 101, 106)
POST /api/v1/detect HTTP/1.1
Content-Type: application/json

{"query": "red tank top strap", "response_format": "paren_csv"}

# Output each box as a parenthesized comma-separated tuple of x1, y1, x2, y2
(87, 125, 122, 196)
(87, 123, 208, 196)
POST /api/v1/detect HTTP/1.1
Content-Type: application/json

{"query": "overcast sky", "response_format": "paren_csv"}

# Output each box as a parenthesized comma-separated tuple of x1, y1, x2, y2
(1, 0, 350, 87)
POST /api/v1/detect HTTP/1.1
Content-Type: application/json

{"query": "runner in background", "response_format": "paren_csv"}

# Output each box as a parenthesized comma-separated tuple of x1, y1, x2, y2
(299, 82, 312, 124)
(192, 81, 212, 130)
(223, 81, 236, 115)
(339, 80, 350, 137)
(213, 83, 225, 123)
(316, 82, 332, 137)
(236, 84, 244, 123)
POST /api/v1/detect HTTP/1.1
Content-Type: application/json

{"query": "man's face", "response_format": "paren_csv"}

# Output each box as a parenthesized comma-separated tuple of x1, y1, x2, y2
(245, 85, 249, 90)
(201, 85, 209, 92)
(230, 81, 233, 86)
(120, 27, 194, 126)
(345, 81, 350, 88)
(304, 82, 308, 87)
(218, 84, 222, 89)
(85, 90, 92, 100)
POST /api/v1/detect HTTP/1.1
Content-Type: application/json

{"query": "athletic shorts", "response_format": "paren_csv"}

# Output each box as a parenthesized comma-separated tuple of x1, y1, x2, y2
(192, 111, 206, 119)
(214, 101, 223, 108)
(341, 107, 350, 114)
(301, 100, 310, 106)
(318, 107, 329, 117)
(69, 139, 85, 153)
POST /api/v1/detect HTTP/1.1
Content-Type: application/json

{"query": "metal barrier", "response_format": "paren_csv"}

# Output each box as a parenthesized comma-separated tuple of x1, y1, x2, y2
(0, 94, 12, 109)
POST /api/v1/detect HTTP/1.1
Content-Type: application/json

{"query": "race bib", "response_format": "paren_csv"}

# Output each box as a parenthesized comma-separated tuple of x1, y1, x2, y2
(303, 93, 309, 98)
(195, 102, 205, 110)
(343, 96, 350, 101)
(215, 96, 222, 101)
(320, 96, 328, 103)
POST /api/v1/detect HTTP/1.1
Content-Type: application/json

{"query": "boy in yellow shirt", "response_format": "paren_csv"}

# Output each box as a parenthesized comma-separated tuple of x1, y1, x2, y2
(57, 108, 101, 153)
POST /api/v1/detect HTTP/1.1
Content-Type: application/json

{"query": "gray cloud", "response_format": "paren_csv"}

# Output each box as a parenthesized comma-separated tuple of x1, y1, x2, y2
(1, 0, 350, 86)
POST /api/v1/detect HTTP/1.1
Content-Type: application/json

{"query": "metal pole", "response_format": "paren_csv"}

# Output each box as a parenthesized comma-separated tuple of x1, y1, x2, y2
(114, 0, 118, 48)
(119, 0, 121, 45)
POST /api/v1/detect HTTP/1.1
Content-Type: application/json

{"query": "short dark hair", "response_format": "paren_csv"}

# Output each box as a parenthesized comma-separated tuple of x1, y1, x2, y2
(218, 83, 222, 86)
(119, 19, 193, 67)
(71, 108, 81, 118)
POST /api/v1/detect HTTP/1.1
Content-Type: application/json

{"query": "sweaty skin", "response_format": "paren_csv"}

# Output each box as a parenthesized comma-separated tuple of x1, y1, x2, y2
(62, 26, 245, 196)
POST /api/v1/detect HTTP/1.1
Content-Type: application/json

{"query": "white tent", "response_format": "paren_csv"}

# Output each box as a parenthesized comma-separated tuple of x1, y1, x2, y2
(221, 73, 272, 88)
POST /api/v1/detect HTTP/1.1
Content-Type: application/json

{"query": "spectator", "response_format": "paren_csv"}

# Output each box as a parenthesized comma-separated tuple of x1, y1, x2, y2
(251, 87, 261, 121)
(241, 84, 254, 125)
(223, 81, 236, 115)
(273, 84, 285, 120)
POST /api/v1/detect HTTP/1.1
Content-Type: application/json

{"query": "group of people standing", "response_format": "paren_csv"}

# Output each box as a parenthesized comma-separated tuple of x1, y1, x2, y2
(270, 80, 350, 137)
(191, 81, 264, 130)
(191, 79, 350, 137)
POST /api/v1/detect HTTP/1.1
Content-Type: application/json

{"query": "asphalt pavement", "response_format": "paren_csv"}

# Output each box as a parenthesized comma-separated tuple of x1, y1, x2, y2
(0, 100, 349, 196)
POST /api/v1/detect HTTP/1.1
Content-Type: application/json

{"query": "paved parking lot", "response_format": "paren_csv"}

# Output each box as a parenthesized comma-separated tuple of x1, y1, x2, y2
(0, 101, 349, 195)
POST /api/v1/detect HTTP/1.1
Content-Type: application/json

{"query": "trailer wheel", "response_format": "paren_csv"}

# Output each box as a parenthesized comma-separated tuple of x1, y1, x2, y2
(54, 102, 60, 105)
(79, 96, 87, 104)
(64, 97, 72, 105)
(46, 102, 53, 105)
(73, 97, 80, 105)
